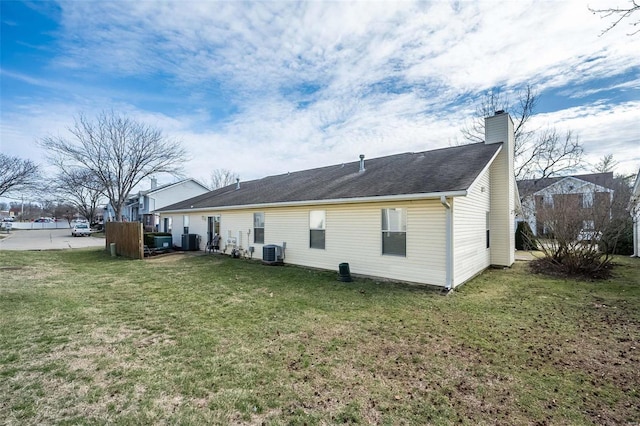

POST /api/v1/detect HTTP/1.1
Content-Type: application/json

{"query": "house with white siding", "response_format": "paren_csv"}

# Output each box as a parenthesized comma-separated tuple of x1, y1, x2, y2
(157, 112, 518, 290)
(122, 178, 209, 231)
(631, 170, 640, 258)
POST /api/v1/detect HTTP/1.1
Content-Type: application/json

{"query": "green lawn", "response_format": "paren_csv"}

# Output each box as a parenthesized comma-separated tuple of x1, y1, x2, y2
(1, 249, 638, 425)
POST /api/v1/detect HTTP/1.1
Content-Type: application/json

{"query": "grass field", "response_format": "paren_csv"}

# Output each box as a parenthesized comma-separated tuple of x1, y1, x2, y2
(1, 249, 638, 425)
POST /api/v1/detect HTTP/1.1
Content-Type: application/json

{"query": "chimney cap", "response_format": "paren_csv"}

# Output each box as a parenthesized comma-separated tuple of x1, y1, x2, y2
(494, 110, 505, 115)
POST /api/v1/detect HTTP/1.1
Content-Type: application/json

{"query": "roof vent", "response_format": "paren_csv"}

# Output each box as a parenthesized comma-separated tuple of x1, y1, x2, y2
(236, 178, 240, 190)
(359, 154, 365, 173)
(494, 110, 505, 115)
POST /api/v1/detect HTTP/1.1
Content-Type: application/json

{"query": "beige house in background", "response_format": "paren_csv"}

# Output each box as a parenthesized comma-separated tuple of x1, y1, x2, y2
(157, 112, 518, 290)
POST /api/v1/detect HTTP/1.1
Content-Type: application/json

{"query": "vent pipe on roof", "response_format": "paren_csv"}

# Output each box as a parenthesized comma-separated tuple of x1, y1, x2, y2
(236, 178, 240, 190)
(359, 154, 365, 173)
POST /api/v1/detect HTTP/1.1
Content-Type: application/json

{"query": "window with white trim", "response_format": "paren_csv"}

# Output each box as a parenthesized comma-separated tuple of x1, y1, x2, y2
(254, 212, 264, 244)
(583, 192, 594, 208)
(183, 215, 189, 234)
(309, 210, 326, 249)
(382, 208, 406, 256)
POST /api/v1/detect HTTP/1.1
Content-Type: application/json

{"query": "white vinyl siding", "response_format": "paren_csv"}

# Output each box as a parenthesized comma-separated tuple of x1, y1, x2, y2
(222, 212, 254, 251)
(273, 201, 447, 286)
(149, 180, 209, 212)
(489, 148, 516, 267)
(485, 113, 516, 267)
(168, 200, 448, 286)
(452, 168, 491, 286)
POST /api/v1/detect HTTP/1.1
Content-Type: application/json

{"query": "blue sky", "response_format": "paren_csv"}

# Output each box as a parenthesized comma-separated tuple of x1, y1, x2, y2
(1, 0, 639, 193)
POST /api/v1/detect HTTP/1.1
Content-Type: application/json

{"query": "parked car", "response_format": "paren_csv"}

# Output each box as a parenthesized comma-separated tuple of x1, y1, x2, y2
(71, 223, 92, 237)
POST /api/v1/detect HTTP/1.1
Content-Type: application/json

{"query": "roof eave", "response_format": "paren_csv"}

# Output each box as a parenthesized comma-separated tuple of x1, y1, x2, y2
(155, 190, 469, 214)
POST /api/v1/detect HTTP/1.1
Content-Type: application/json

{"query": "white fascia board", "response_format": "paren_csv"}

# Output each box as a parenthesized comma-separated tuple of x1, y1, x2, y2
(146, 179, 209, 195)
(146, 179, 186, 195)
(534, 176, 612, 195)
(156, 190, 469, 214)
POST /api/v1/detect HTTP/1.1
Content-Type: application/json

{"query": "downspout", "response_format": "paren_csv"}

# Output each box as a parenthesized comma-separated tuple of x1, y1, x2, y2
(440, 195, 453, 291)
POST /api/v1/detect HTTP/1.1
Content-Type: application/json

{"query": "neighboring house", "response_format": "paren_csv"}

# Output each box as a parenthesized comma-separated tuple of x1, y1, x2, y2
(157, 112, 518, 290)
(122, 178, 210, 231)
(517, 173, 615, 237)
(631, 170, 640, 257)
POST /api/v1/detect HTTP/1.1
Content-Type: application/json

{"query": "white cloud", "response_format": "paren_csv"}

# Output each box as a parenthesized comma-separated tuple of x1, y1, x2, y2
(2, 0, 639, 195)
(531, 101, 640, 175)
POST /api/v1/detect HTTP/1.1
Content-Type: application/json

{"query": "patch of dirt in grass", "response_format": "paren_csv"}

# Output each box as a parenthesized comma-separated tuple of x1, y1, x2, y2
(0, 266, 24, 271)
(3, 324, 178, 423)
(563, 313, 638, 423)
(515, 302, 640, 425)
(145, 254, 187, 263)
(530, 257, 614, 280)
(0, 264, 65, 287)
(276, 323, 520, 424)
(145, 252, 213, 264)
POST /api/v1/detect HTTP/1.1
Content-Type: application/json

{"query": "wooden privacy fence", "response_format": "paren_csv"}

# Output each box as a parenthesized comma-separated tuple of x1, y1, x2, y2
(105, 222, 144, 259)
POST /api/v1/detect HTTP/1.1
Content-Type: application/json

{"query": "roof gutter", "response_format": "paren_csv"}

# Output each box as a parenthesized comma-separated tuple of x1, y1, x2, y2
(440, 195, 453, 291)
(156, 190, 468, 214)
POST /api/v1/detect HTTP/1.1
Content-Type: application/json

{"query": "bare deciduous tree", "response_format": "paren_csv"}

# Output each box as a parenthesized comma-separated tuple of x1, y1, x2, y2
(40, 111, 187, 221)
(0, 154, 41, 197)
(209, 168, 239, 190)
(461, 86, 584, 180)
(518, 128, 583, 181)
(53, 168, 106, 225)
(52, 202, 79, 226)
(589, 1, 640, 36)
(592, 154, 619, 173)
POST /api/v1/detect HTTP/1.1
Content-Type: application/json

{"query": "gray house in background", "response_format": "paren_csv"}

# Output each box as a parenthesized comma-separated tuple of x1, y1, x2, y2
(122, 178, 209, 231)
(158, 112, 518, 290)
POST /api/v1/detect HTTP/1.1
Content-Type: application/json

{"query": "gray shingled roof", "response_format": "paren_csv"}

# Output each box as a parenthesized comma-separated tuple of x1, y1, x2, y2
(158, 142, 501, 211)
(517, 172, 615, 198)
